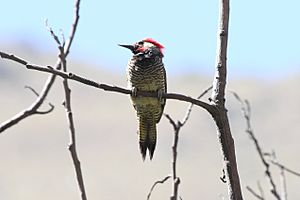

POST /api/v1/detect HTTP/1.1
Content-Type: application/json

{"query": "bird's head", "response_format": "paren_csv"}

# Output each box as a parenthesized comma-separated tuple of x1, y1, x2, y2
(119, 38, 164, 58)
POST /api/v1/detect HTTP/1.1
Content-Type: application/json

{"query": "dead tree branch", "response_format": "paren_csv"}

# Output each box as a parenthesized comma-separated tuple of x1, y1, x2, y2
(24, 85, 54, 114)
(280, 166, 287, 200)
(0, 0, 81, 134)
(232, 92, 280, 199)
(0, 51, 214, 115)
(1, 0, 87, 199)
(246, 186, 264, 200)
(267, 151, 300, 200)
(146, 86, 212, 200)
(257, 181, 265, 200)
(47, 0, 87, 200)
(209, 0, 243, 199)
(246, 181, 265, 200)
(146, 175, 171, 200)
(0, 62, 59, 133)
(164, 114, 181, 200)
(181, 85, 213, 126)
(269, 158, 300, 178)
(61, 49, 87, 200)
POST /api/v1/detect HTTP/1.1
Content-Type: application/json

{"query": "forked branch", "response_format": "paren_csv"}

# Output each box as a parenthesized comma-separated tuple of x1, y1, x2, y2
(147, 86, 212, 200)
(233, 92, 280, 200)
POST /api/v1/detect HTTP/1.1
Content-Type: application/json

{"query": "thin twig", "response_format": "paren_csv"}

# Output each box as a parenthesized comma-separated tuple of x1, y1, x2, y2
(45, 19, 62, 47)
(280, 167, 287, 200)
(147, 175, 171, 200)
(172, 126, 180, 200)
(269, 160, 300, 178)
(246, 186, 264, 200)
(160, 86, 215, 200)
(0, 59, 60, 133)
(180, 85, 212, 126)
(0, 0, 79, 132)
(164, 114, 181, 200)
(257, 181, 265, 200)
(164, 114, 177, 130)
(232, 92, 280, 200)
(64, 0, 80, 56)
(146, 85, 211, 200)
(24, 86, 54, 114)
(268, 152, 289, 200)
(0, 1, 80, 133)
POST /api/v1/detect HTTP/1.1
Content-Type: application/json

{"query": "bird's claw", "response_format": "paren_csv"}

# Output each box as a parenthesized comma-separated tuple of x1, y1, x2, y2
(131, 87, 138, 98)
(157, 89, 164, 101)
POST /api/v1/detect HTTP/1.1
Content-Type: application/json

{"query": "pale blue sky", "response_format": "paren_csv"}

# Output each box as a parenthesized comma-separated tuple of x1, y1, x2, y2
(1, 0, 299, 79)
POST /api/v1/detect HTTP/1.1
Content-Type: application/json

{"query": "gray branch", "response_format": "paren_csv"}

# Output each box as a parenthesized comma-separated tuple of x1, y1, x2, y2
(146, 175, 171, 200)
(48, 0, 87, 200)
(0, 51, 214, 115)
(210, 0, 243, 199)
(24, 86, 54, 114)
(232, 92, 280, 200)
(246, 186, 264, 200)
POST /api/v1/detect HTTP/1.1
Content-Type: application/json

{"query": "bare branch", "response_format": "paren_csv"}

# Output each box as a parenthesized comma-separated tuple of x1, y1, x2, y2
(154, 86, 214, 200)
(45, 19, 62, 47)
(24, 86, 54, 114)
(146, 175, 171, 200)
(164, 114, 181, 200)
(45, 1, 87, 200)
(24, 85, 41, 97)
(269, 159, 300, 178)
(0, 1, 83, 136)
(0, 51, 214, 115)
(64, 0, 80, 56)
(246, 186, 264, 200)
(164, 114, 177, 130)
(171, 124, 180, 200)
(62, 60, 87, 200)
(59, 48, 87, 200)
(0, 18, 70, 134)
(257, 181, 265, 200)
(0, 60, 60, 133)
(180, 85, 212, 126)
(0, 0, 87, 198)
(233, 92, 280, 200)
(61, 47, 87, 200)
(280, 167, 288, 200)
(60, 29, 66, 47)
(0, 52, 27, 65)
(209, 1, 243, 199)
(147, 113, 181, 200)
(268, 152, 300, 200)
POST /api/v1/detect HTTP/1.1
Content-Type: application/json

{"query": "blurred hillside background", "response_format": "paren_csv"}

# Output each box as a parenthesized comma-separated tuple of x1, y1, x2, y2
(0, 0, 300, 199)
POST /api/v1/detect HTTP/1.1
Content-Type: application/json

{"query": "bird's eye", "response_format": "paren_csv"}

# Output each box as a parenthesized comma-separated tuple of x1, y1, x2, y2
(138, 41, 144, 45)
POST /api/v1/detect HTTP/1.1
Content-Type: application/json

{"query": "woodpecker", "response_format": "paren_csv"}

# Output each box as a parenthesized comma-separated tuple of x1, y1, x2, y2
(119, 38, 167, 160)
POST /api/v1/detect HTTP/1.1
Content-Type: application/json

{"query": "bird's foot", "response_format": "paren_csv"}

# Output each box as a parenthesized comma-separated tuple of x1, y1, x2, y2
(157, 89, 164, 102)
(131, 87, 138, 98)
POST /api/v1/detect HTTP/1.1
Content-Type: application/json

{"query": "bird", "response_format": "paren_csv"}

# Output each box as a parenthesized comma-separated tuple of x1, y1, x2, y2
(119, 38, 167, 160)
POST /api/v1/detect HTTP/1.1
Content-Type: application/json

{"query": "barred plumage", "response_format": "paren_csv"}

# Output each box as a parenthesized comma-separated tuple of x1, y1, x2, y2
(120, 38, 167, 160)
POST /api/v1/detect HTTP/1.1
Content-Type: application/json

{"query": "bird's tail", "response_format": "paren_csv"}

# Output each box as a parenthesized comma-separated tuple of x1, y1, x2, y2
(139, 114, 157, 160)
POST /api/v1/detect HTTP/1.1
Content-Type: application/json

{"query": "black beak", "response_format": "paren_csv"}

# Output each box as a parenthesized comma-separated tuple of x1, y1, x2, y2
(118, 44, 135, 52)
